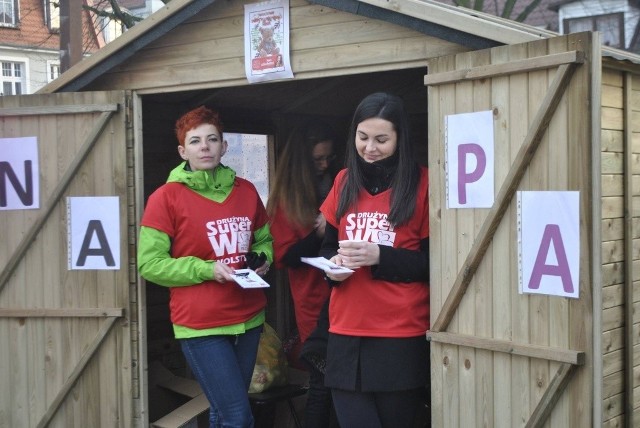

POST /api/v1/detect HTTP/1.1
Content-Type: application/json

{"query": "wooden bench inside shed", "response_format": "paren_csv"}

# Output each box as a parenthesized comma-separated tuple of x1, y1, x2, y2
(148, 361, 209, 428)
(148, 361, 309, 428)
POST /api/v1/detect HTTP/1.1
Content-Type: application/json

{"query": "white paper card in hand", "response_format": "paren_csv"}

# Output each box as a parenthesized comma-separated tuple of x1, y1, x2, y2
(300, 257, 354, 274)
(231, 269, 270, 288)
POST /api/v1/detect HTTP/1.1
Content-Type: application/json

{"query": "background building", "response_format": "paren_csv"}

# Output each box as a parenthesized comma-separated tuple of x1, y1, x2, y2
(0, 0, 163, 95)
(435, 0, 640, 52)
(551, 0, 640, 52)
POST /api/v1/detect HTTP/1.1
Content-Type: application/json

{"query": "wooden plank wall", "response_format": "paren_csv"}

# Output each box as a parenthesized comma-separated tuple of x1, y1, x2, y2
(428, 34, 592, 428)
(88, 0, 466, 93)
(632, 71, 640, 428)
(0, 92, 132, 428)
(600, 68, 640, 428)
(601, 68, 626, 427)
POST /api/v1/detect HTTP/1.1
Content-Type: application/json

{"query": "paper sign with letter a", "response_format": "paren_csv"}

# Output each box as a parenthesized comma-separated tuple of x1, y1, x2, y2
(518, 191, 579, 298)
(445, 111, 494, 208)
(67, 196, 120, 270)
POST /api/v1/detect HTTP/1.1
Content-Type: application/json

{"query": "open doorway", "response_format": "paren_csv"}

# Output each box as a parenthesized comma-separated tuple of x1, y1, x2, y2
(139, 66, 429, 424)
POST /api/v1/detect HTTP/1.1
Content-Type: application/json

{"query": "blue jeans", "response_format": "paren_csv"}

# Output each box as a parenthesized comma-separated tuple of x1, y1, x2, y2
(179, 325, 263, 428)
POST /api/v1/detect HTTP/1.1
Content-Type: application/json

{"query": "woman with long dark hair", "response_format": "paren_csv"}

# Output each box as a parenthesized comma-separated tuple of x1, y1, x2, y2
(266, 121, 339, 427)
(320, 92, 430, 428)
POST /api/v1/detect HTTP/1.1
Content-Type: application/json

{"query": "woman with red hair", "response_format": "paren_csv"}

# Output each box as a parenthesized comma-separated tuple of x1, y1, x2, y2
(138, 105, 273, 427)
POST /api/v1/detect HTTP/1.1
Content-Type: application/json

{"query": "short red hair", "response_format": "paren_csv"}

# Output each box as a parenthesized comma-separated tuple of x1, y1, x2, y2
(175, 106, 224, 146)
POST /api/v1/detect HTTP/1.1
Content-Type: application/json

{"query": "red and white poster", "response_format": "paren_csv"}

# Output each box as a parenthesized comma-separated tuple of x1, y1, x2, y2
(244, 0, 293, 83)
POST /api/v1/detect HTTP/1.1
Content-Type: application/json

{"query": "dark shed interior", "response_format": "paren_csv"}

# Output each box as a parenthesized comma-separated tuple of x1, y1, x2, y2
(139, 66, 430, 426)
(141, 66, 430, 376)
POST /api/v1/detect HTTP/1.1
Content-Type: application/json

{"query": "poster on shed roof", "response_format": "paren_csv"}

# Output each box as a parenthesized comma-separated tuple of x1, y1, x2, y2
(244, 0, 293, 83)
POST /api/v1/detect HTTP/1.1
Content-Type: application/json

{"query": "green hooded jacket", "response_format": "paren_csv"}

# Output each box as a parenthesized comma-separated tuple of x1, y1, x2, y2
(137, 162, 273, 338)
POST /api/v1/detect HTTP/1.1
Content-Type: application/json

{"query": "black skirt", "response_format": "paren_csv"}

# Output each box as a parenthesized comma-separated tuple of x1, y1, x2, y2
(324, 333, 430, 392)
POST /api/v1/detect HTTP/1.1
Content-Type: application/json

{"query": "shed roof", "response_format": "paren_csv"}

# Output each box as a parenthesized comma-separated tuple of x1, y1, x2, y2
(40, 0, 640, 94)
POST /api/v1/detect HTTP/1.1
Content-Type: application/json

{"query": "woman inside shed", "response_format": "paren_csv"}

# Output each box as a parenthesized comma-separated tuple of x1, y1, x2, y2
(320, 92, 430, 428)
(137, 105, 273, 428)
(266, 120, 340, 428)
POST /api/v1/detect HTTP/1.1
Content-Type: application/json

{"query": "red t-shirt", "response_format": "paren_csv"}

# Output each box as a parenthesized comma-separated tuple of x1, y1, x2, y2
(141, 179, 268, 329)
(320, 166, 430, 337)
(270, 206, 330, 342)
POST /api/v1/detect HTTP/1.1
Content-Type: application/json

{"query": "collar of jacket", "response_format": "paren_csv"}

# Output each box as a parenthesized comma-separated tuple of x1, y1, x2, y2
(357, 153, 398, 195)
(166, 161, 236, 194)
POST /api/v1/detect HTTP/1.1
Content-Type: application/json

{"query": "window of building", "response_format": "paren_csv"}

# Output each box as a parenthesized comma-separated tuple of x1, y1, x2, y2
(47, 61, 60, 82)
(1, 61, 26, 96)
(630, 24, 640, 53)
(99, 9, 126, 44)
(224, 133, 270, 205)
(44, 0, 60, 31)
(0, 0, 17, 26)
(564, 12, 625, 48)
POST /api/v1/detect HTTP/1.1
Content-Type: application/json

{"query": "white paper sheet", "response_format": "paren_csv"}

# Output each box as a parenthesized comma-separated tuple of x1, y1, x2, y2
(0, 136, 40, 210)
(67, 196, 120, 270)
(445, 110, 494, 208)
(301, 257, 354, 274)
(518, 191, 580, 298)
(231, 269, 271, 288)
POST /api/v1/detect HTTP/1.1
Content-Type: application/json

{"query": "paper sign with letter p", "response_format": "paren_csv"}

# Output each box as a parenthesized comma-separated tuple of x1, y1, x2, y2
(445, 110, 494, 208)
(518, 191, 579, 298)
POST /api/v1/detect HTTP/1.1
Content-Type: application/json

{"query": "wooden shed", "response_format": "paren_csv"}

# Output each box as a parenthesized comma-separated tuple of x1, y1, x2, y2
(1, 0, 639, 426)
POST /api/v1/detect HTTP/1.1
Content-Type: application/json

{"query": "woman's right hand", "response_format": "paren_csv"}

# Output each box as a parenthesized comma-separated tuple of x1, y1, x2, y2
(213, 261, 235, 283)
(337, 240, 380, 269)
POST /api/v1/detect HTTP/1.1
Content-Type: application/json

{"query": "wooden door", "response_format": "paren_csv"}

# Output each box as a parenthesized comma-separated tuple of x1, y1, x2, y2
(426, 32, 598, 427)
(0, 91, 135, 427)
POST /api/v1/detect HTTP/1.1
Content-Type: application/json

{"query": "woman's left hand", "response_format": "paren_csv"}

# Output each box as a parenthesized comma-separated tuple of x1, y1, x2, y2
(337, 241, 380, 269)
(255, 261, 270, 276)
(326, 255, 354, 282)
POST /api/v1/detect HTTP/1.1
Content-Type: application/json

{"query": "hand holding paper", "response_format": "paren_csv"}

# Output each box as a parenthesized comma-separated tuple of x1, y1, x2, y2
(300, 257, 354, 274)
(338, 240, 380, 269)
(231, 269, 270, 288)
(301, 257, 354, 282)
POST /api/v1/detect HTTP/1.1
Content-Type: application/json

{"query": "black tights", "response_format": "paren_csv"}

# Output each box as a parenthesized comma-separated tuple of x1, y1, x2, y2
(331, 387, 423, 428)
(305, 368, 337, 428)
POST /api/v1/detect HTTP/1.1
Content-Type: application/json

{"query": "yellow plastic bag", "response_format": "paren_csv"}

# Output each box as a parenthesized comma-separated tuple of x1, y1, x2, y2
(249, 323, 288, 393)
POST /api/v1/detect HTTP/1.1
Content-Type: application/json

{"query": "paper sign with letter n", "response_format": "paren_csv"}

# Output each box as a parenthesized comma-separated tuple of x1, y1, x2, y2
(0, 137, 40, 210)
(445, 110, 494, 209)
(518, 191, 579, 298)
(67, 196, 120, 270)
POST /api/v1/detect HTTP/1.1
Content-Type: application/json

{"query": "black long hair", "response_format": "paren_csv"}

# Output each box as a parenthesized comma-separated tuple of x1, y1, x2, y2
(336, 92, 420, 227)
